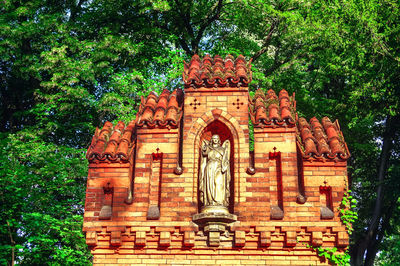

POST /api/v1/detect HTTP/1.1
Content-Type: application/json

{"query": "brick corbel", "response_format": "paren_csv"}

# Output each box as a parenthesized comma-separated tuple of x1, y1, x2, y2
(285, 231, 297, 247)
(337, 231, 349, 247)
(311, 231, 323, 246)
(306, 226, 327, 247)
(110, 231, 122, 246)
(259, 231, 271, 247)
(183, 231, 195, 247)
(106, 226, 126, 247)
(282, 227, 301, 247)
(208, 231, 220, 247)
(135, 231, 146, 247)
(179, 226, 198, 248)
(255, 226, 274, 247)
(234, 231, 246, 247)
(86, 231, 98, 246)
(159, 231, 171, 247)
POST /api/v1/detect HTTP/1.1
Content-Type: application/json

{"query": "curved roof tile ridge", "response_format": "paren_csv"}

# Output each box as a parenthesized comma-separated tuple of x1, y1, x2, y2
(183, 54, 252, 88)
(297, 116, 350, 161)
(250, 88, 296, 128)
(87, 121, 135, 163)
(267, 89, 278, 100)
(136, 88, 183, 129)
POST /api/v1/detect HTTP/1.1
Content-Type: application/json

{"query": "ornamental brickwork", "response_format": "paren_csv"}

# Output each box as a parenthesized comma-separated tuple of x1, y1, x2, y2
(83, 55, 350, 265)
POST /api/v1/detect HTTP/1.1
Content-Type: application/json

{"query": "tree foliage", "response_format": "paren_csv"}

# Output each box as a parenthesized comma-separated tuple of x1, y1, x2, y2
(1, 0, 399, 265)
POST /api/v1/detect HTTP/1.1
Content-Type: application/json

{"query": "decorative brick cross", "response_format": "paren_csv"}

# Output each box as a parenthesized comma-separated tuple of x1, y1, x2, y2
(232, 98, 244, 109)
(190, 98, 201, 109)
(152, 147, 163, 161)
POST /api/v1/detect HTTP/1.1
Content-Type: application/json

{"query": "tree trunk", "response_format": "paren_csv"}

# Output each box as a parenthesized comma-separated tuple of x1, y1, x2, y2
(364, 201, 396, 266)
(351, 115, 399, 265)
(6, 220, 15, 266)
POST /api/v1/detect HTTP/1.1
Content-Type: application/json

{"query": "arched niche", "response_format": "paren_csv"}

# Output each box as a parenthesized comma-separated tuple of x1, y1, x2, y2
(198, 120, 235, 214)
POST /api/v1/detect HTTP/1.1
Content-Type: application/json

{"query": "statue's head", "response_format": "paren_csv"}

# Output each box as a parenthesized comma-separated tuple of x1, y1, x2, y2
(211, 135, 221, 146)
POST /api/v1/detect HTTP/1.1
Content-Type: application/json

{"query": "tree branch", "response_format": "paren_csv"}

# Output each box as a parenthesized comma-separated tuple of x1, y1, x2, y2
(251, 20, 278, 62)
(192, 0, 224, 54)
(178, 37, 193, 56)
(148, 11, 171, 33)
(173, 0, 195, 38)
(147, 4, 193, 55)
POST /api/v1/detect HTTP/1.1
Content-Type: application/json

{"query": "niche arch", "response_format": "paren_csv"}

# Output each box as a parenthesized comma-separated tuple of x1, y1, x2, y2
(188, 109, 244, 211)
(197, 120, 234, 213)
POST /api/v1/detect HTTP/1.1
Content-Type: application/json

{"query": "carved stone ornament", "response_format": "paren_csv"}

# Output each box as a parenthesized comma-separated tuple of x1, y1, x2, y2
(193, 134, 237, 246)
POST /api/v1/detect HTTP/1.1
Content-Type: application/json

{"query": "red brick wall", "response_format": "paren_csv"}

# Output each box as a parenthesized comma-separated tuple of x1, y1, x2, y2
(93, 252, 331, 265)
(83, 86, 349, 265)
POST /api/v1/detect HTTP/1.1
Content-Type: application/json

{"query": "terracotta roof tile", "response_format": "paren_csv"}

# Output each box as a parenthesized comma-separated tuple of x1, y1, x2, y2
(183, 54, 252, 88)
(297, 117, 350, 161)
(250, 89, 296, 128)
(87, 121, 135, 163)
(136, 88, 183, 129)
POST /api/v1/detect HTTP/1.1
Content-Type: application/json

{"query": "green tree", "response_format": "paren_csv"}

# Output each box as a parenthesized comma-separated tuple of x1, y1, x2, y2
(0, 0, 182, 264)
(1, 0, 400, 265)
(212, 1, 400, 265)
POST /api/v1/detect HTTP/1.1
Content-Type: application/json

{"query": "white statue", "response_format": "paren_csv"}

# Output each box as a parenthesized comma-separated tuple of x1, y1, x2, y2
(199, 135, 231, 211)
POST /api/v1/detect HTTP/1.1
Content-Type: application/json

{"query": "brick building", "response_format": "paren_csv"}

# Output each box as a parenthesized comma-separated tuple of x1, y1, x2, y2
(83, 55, 350, 265)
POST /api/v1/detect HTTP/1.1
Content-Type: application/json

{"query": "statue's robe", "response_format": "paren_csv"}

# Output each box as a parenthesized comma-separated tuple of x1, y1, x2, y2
(199, 140, 230, 207)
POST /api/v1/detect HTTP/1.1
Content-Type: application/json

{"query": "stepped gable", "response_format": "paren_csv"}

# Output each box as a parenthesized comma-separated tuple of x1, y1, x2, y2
(297, 117, 350, 161)
(183, 54, 252, 88)
(87, 121, 135, 163)
(249, 88, 296, 127)
(136, 88, 183, 129)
